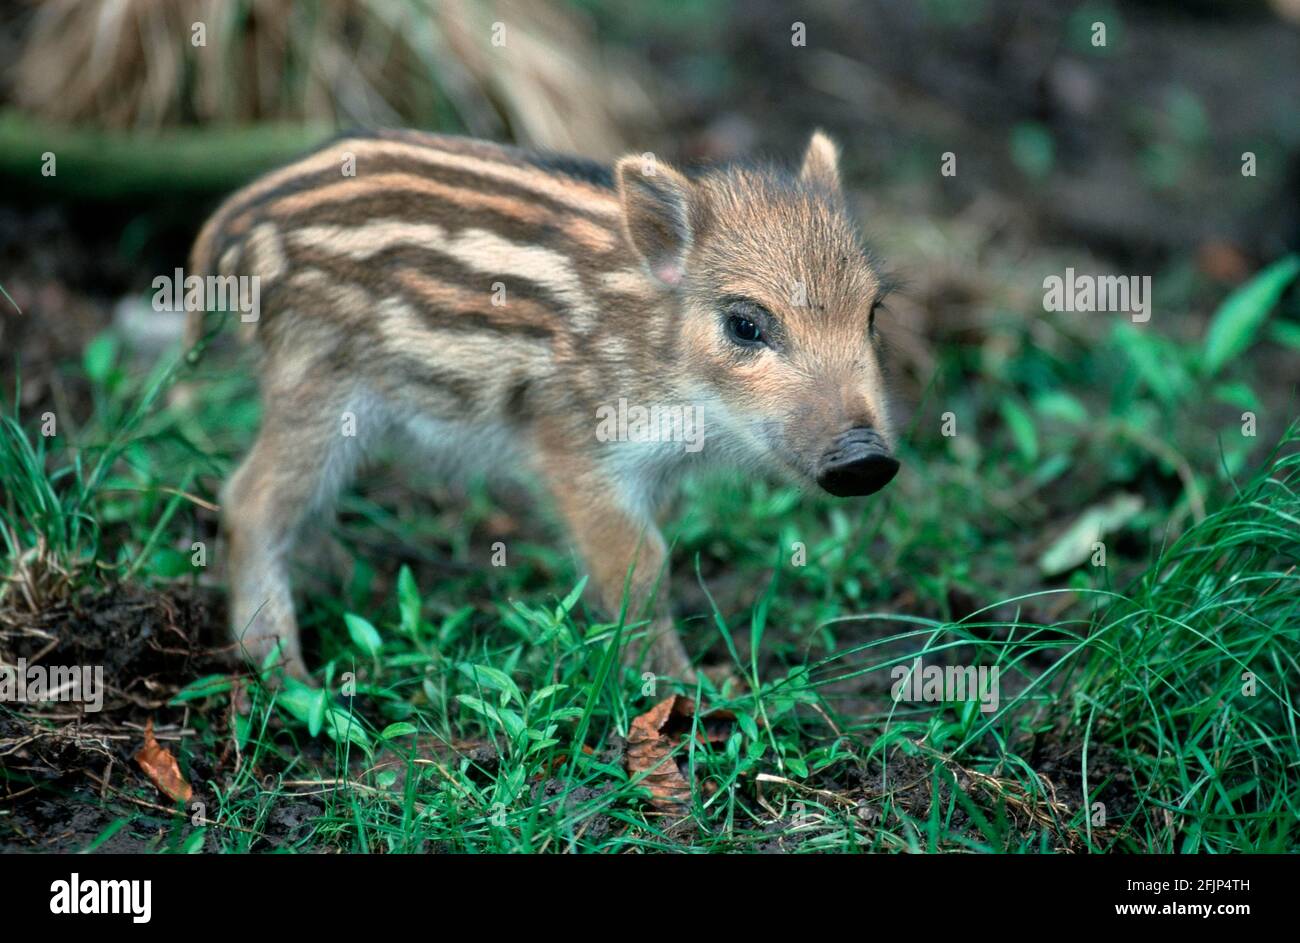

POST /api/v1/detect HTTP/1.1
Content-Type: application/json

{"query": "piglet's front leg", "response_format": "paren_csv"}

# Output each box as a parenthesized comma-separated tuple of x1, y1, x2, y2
(536, 441, 692, 680)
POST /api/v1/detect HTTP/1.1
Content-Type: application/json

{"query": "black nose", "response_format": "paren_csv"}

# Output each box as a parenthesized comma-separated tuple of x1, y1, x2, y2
(816, 429, 900, 497)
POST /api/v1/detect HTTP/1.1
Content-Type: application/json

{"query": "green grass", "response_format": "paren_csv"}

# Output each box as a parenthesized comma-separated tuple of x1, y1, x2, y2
(1069, 443, 1300, 852)
(130, 430, 1293, 853)
(2, 257, 1298, 853)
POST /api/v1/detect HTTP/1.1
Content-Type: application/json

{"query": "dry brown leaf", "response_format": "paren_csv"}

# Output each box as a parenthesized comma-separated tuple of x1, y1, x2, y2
(134, 718, 192, 803)
(626, 695, 738, 811)
(627, 696, 692, 809)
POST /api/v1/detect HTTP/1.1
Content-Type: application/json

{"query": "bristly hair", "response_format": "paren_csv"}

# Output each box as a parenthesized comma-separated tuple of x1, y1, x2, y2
(687, 160, 895, 295)
(523, 151, 615, 189)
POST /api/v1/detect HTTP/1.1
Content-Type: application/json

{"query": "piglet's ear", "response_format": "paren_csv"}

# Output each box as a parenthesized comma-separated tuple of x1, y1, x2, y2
(799, 129, 842, 193)
(615, 154, 694, 288)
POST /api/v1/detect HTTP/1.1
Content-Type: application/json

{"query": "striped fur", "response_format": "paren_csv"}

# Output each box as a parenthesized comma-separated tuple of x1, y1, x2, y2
(193, 129, 897, 680)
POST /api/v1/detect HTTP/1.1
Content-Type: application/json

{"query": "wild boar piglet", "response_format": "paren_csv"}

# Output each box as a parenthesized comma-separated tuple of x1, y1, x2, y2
(188, 129, 900, 679)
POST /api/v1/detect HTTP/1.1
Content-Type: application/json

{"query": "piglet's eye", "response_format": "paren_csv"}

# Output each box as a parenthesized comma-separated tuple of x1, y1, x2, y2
(727, 315, 763, 345)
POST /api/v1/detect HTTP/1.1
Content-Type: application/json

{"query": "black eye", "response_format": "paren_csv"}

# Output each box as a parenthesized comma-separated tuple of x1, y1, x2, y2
(869, 301, 882, 334)
(727, 314, 763, 345)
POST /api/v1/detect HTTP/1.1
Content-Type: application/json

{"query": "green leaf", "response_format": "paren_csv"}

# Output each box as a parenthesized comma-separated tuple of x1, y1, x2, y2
(1111, 322, 1188, 405)
(458, 663, 524, 708)
(169, 674, 233, 704)
(737, 712, 759, 741)
(324, 706, 372, 753)
(277, 685, 316, 725)
(558, 576, 588, 615)
(259, 640, 285, 676)
(397, 565, 421, 637)
(273, 677, 327, 737)
(308, 688, 327, 737)
(380, 722, 418, 740)
(1212, 382, 1259, 413)
(344, 612, 383, 658)
(1202, 254, 1300, 376)
(1032, 390, 1089, 426)
(1000, 399, 1039, 463)
(82, 332, 119, 385)
(458, 695, 526, 739)
(528, 683, 567, 709)
(149, 546, 192, 579)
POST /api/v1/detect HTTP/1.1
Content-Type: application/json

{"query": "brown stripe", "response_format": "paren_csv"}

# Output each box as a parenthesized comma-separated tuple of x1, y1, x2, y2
(269, 173, 544, 223)
(265, 172, 620, 254)
(214, 135, 619, 247)
(285, 239, 579, 331)
(395, 268, 558, 340)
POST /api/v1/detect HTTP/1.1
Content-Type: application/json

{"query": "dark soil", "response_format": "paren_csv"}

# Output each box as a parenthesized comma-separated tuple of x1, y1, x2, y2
(751, 735, 1139, 853)
(2, 585, 243, 852)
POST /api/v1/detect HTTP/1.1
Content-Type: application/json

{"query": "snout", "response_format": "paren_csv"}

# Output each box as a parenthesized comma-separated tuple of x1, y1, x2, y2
(816, 428, 900, 497)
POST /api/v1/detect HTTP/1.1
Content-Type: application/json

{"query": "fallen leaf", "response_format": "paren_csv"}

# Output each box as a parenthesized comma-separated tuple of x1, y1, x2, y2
(1037, 493, 1144, 576)
(625, 695, 737, 810)
(626, 696, 693, 809)
(135, 718, 192, 803)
